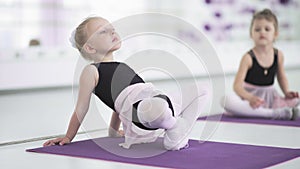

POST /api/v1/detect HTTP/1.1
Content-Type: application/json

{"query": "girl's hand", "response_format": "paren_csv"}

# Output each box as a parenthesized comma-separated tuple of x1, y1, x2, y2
(118, 130, 125, 136)
(43, 136, 71, 147)
(285, 91, 299, 99)
(249, 96, 265, 109)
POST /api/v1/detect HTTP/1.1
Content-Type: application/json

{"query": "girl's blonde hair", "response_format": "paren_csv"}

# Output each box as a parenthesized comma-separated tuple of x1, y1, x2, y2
(250, 9, 278, 36)
(74, 16, 103, 60)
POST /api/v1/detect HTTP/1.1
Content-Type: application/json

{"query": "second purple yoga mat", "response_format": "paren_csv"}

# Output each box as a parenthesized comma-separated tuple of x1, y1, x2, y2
(27, 137, 300, 169)
(198, 114, 300, 127)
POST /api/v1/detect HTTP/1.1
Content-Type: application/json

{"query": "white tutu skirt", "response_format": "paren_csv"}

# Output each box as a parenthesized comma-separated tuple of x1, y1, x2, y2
(244, 82, 299, 109)
(114, 83, 169, 148)
(114, 82, 210, 149)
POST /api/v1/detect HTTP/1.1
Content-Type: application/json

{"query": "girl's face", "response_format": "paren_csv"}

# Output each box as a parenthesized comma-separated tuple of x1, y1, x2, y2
(85, 18, 121, 55)
(250, 18, 278, 46)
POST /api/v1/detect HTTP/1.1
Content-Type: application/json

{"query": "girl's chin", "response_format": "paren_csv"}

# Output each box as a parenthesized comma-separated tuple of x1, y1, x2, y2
(112, 43, 122, 50)
(255, 41, 271, 46)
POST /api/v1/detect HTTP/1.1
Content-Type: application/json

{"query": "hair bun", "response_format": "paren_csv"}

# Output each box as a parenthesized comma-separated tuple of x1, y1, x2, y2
(69, 29, 77, 49)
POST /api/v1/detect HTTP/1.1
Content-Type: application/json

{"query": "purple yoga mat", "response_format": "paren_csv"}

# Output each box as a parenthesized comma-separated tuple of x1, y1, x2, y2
(198, 114, 300, 127)
(27, 137, 300, 169)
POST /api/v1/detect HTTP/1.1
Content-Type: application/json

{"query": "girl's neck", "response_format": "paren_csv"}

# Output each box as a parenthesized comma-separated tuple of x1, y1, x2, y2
(253, 44, 273, 54)
(94, 52, 114, 63)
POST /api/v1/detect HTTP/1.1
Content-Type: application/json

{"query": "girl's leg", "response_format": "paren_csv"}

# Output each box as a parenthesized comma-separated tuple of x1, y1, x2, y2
(137, 82, 210, 150)
(137, 82, 210, 129)
(137, 97, 188, 150)
(223, 94, 292, 120)
(164, 83, 210, 150)
(137, 97, 176, 130)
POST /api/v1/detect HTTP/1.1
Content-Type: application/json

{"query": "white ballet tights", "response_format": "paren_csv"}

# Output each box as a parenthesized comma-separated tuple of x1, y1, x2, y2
(137, 83, 210, 130)
(223, 94, 292, 120)
(137, 83, 210, 150)
(137, 97, 176, 130)
(164, 84, 210, 150)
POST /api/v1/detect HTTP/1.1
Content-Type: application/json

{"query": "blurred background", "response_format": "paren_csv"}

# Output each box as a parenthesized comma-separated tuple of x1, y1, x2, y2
(0, 0, 299, 90)
(1, 0, 300, 144)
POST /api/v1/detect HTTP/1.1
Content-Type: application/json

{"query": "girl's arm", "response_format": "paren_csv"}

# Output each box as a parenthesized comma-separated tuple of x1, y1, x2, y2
(43, 65, 98, 146)
(277, 50, 299, 98)
(108, 111, 123, 137)
(233, 54, 253, 100)
(233, 53, 264, 108)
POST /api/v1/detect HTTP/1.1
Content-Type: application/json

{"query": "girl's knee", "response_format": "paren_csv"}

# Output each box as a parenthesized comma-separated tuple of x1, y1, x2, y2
(137, 97, 175, 129)
(137, 97, 171, 123)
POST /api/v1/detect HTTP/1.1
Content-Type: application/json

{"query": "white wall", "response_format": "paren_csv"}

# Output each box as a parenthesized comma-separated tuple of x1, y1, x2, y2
(0, 40, 299, 90)
(0, 0, 299, 90)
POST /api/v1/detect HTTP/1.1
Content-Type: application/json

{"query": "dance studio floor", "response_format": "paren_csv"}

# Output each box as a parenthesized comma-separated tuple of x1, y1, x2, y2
(1, 69, 300, 169)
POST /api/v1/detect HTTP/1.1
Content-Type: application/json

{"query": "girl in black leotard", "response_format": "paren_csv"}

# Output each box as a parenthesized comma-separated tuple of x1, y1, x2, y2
(43, 16, 210, 150)
(223, 9, 299, 120)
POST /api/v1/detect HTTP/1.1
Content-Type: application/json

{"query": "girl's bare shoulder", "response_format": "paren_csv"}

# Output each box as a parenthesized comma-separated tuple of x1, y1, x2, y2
(240, 52, 252, 68)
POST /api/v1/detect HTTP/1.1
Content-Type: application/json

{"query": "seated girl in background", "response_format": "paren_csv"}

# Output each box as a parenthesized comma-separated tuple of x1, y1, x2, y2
(43, 16, 209, 150)
(223, 9, 299, 120)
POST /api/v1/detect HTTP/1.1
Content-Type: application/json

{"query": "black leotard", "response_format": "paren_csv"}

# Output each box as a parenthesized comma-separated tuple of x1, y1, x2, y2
(92, 62, 174, 130)
(245, 49, 278, 86)
(92, 62, 144, 111)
